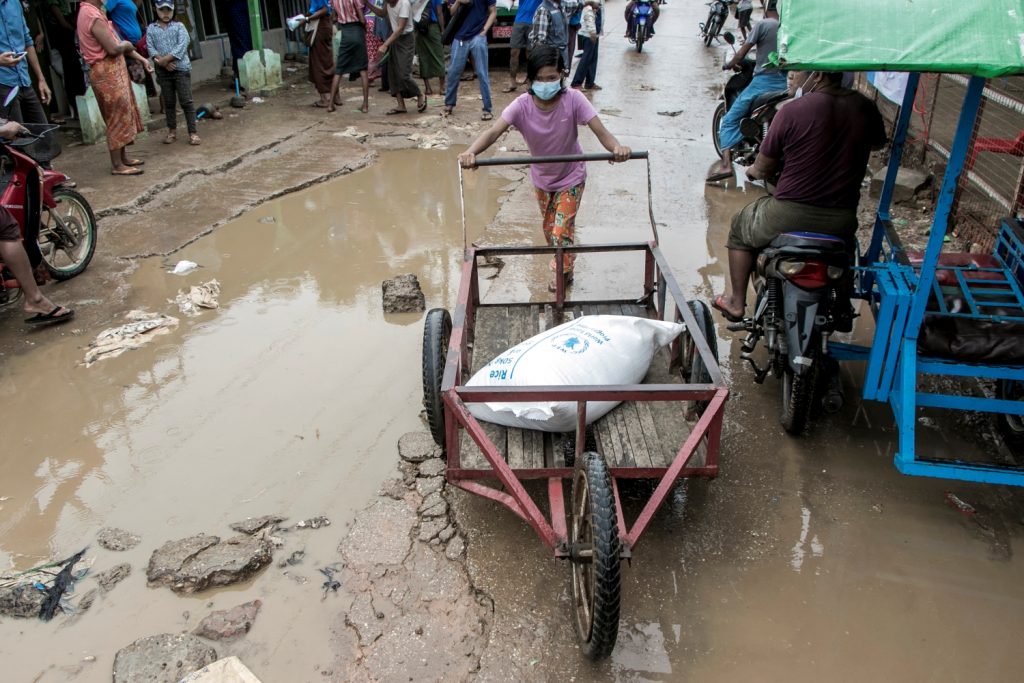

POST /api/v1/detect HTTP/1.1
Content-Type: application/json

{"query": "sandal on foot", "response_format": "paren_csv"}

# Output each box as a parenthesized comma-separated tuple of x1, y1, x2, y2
(163, 132, 176, 144)
(125, 158, 145, 166)
(481, 111, 493, 121)
(385, 108, 408, 115)
(705, 168, 734, 183)
(711, 295, 744, 323)
(189, 134, 201, 146)
(24, 306, 74, 326)
(417, 98, 428, 113)
(111, 167, 144, 176)
(441, 107, 453, 117)
(501, 84, 517, 93)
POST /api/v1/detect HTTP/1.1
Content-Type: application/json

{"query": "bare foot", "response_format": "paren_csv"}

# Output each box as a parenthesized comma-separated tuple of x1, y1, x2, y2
(712, 294, 745, 322)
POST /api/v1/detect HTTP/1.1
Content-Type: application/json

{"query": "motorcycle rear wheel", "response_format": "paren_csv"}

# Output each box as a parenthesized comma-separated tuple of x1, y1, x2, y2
(780, 348, 818, 435)
(40, 188, 98, 281)
(712, 102, 726, 158)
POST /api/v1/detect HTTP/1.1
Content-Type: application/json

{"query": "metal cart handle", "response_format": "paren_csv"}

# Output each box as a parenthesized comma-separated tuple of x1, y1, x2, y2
(472, 151, 649, 167)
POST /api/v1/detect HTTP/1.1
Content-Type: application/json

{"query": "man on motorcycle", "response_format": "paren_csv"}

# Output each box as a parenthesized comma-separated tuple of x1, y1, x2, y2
(706, 0, 785, 183)
(622, 0, 658, 39)
(0, 120, 74, 326)
(711, 71, 886, 322)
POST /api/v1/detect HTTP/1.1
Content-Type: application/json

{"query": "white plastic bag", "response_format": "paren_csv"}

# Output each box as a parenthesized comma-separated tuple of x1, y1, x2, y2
(466, 315, 683, 432)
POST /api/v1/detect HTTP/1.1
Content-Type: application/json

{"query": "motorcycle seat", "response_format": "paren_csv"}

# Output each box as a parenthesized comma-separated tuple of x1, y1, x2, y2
(769, 231, 850, 254)
(750, 90, 789, 110)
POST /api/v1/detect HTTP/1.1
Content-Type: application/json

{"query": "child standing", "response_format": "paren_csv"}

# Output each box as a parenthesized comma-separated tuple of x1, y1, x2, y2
(147, 0, 199, 145)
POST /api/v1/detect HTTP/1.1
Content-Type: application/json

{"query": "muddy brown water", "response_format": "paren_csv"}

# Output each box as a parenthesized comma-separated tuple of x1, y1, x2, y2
(0, 148, 505, 682)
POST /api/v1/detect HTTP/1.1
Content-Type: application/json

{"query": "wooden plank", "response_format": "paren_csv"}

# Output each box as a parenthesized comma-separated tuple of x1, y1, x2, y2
(505, 306, 532, 470)
(635, 400, 671, 468)
(460, 306, 510, 470)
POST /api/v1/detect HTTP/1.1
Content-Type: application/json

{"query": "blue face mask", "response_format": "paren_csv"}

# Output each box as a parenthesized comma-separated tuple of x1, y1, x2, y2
(532, 80, 562, 101)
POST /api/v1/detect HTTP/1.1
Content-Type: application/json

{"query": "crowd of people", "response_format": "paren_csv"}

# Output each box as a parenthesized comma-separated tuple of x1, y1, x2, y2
(295, 0, 607, 119)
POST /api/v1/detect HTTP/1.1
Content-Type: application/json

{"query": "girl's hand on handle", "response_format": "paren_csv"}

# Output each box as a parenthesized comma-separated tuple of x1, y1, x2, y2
(612, 146, 631, 163)
(458, 151, 477, 169)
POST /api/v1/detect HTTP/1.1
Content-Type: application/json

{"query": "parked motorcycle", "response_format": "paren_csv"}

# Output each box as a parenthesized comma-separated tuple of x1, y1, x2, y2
(727, 183, 854, 434)
(700, 0, 731, 47)
(711, 33, 789, 166)
(0, 123, 97, 310)
(628, 0, 656, 53)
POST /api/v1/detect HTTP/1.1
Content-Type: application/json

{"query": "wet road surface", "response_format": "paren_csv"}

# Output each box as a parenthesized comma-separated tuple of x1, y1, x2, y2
(0, 2, 1023, 681)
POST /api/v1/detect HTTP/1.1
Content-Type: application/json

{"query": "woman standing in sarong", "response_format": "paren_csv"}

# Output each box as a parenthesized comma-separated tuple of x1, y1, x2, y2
(327, 0, 370, 113)
(415, 0, 446, 95)
(298, 0, 336, 107)
(76, 0, 153, 176)
(363, 0, 424, 114)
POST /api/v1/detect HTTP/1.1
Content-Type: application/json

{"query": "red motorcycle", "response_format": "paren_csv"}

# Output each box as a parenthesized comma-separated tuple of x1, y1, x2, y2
(0, 123, 97, 308)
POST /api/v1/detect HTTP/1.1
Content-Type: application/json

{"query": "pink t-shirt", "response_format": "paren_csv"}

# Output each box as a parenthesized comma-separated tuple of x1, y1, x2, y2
(500, 89, 598, 192)
(77, 3, 117, 66)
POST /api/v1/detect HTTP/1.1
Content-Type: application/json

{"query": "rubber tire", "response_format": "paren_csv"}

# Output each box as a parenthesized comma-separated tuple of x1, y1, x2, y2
(995, 380, 1024, 459)
(636, 25, 645, 53)
(780, 362, 815, 435)
(42, 188, 98, 281)
(682, 300, 719, 416)
(571, 451, 621, 660)
(704, 17, 720, 46)
(422, 308, 452, 447)
(711, 101, 726, 158)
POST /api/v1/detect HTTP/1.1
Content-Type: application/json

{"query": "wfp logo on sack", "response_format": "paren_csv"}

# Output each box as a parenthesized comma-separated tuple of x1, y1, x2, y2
(550, 333, 590, 355)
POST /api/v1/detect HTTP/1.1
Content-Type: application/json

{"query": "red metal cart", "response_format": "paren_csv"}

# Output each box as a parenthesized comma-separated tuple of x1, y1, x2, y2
(421, 153, 728, 658)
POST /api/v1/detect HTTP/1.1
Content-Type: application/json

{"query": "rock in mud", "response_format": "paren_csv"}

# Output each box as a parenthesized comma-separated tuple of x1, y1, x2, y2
(438, 525, 456, 543)
(415, 476, 443, 498)
(419, 492, 449, 519)
(295, 516, 330, 529)
(381, 274, 425, 313)
(113, 633, 217, 683)
(417, 458, 445, 478)
(229, 515, 285, 535)
(445, 536, 465, 561)
(378, 477, 410, 500)
(398, 431, 441, 463)
(147, 534, 273, 594)
(193, 600, 262, 641)
(95, 563, 132, 593)
(97, 527, 142, 551)
(417, 518, 448, 542)
(0, 584, 46, 618)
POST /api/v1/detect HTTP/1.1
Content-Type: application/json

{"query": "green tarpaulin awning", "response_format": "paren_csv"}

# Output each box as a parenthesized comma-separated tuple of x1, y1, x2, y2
(775, 0, 1024, 78)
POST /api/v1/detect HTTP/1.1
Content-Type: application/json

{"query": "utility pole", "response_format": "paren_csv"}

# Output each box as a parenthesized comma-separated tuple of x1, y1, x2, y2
(247, 0, 264, 52)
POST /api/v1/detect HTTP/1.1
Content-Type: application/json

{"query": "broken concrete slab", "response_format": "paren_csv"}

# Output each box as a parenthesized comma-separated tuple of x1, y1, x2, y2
(381, 273, 426, 313)
(418, 458, 445, 478)
(398, 431, 441, 463)
(339, 498, 416, 569)
(0, 584, 45, 618)
(179, 656, 263, 683)
(112, 633, 217, 683)
(869, 166, 930, 204)
(417, 518, 448, 543)
(415, 476, 444, 498)
(229, 515, 285, 535)
(193, 600, 262, 641)
(445, 536, 466, 561)
(95, 563, 132, 593)
(97, 527, 142, 551)
(147, 534, 273, 594)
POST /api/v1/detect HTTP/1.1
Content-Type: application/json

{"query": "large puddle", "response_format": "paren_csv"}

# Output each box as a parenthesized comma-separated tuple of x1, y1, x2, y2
(0, 148, 506, 682)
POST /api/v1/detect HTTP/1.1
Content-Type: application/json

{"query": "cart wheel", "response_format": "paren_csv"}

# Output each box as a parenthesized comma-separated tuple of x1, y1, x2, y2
(570, 451, 621, 660)
(422, 308, 452, 447)
(561, 428, 598, 468)
(681, 300, 719, 417)
(995, 380, 1024, 462)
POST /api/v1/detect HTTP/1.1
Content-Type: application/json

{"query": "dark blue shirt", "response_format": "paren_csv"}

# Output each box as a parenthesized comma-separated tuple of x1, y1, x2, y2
(107, 0, 142, 44)
(514, 0, 541, 24)
(0, 0, 33, 88)
(453, 0, 494, 41)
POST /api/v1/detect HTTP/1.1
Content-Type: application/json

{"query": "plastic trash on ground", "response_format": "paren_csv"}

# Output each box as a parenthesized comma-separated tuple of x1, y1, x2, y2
(172, 279, 221, 316)
(179, 656, 263, 683)
(170, 260, 199, 275)
(84, 311, 180, 367)
(466, 315, 684, 432)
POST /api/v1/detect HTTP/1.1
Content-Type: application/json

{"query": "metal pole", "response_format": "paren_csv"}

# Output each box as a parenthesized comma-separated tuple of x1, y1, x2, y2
(248, 0, 264, 52)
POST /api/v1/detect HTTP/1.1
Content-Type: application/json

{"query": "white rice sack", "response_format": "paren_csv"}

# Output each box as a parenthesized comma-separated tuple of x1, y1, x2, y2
(466, 315, 683, 432)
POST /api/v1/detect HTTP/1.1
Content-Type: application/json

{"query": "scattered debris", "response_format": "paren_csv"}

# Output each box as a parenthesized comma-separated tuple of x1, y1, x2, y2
(258, 216, 276, 224)
(39, 549, 88, 621)
(94, 563, 132, 593)
(634, 84, 657, 91)
(84, 311, 180, 366)
(179, 656, 264, 683)
(407, 131, 451, 149)
(251, 97, 265, 104)
(381, 273, 426, 313)
(657, 110, 683, 117)
(193, 600, 262, 641)
(97, 527, 141, 551)
(945, 492, 977, 515)
(398, 431, 441, 463)
(319, 566, 341, 599)
(113, 633, 217, 683)
(147, 534, 274, 594)
(229, 515, 285, 535)
(334, 126, 370, 143)
(295, 516, 330, 530)
(172, 279, 221, 316)
(278, 549, 305, 567)
(170, 260, 199, 275)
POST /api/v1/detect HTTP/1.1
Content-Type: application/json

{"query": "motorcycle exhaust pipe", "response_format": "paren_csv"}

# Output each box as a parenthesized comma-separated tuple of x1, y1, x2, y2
(822, 371, 845, 414)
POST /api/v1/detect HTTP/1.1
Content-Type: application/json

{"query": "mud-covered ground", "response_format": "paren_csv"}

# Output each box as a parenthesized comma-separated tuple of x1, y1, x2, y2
(2, 4, 1024, 683)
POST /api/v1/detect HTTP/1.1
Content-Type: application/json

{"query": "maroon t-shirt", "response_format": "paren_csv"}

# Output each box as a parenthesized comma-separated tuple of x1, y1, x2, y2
(761, 90, 887, 209)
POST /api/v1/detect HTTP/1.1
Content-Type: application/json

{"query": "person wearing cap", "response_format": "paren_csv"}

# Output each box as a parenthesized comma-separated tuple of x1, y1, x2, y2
(0, 0, 52, 126)
(706, 0, 786, 182)
(77, 0, 153, 175)
(147, 0, 199, 145)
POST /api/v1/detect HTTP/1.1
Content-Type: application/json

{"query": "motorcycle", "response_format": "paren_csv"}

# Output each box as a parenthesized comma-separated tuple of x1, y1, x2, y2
(727, 182, 854, 435)
(628, 0, 655, 53)
(711, 32, 790, 166)
(0, 123, 97, 310)
(700, 0, 731, 47)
